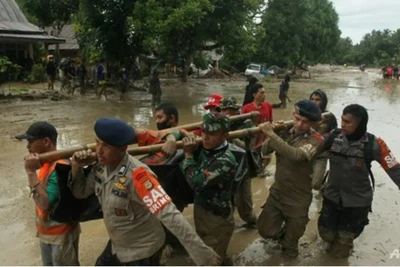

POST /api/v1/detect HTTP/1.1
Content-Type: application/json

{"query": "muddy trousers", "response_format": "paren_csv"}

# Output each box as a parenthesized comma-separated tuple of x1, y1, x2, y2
(40, 235, 80, 266)
(95, 239, 162, 266)
(318, 198, 369, 258)
(194, 204, 234, 263)
(234, 175, 257, 224)
(257, 195, 309, 256)
(95, 239, 122, 266)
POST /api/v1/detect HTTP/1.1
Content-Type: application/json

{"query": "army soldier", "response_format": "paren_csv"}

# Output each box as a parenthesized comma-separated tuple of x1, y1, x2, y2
(318, 104, 400, 258)
(309, 89, 338, 190)
(16, 122, 80, 266)
(257, 100, 323, 257)
(220, 97, 257, 227)
(70, 117, 220, 266)
(180, 113, 237, 265)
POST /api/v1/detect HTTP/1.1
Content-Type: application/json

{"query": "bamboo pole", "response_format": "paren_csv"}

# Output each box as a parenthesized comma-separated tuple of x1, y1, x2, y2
(169, 111, 260, 131)
(125, 111, 332, 155)
(38, 111, 260, 163)
(39, 112, 332, 163)
(124, 112, 332, 156)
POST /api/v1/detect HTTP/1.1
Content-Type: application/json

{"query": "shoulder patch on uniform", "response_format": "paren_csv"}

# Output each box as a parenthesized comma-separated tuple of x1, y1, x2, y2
(132, 167, 172, 215)
(132, 167, 153, 182)
(377, 137, 400, 170)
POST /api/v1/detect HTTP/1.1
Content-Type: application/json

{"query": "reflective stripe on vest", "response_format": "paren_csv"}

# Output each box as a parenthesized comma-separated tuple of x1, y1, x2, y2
(36, 159, 71, 236)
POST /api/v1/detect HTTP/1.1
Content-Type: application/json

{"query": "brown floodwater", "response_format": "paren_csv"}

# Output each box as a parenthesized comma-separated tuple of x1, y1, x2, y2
(1, 65, 400, 265)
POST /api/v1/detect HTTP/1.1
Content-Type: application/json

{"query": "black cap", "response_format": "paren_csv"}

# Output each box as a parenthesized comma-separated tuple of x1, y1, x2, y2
(15, 122, 58, 141)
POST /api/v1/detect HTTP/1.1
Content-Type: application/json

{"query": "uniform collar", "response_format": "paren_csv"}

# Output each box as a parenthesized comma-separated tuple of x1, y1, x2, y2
(204, 140, 229, 156)
(288, 127, 312, 138)
(104, 153, 129, 184)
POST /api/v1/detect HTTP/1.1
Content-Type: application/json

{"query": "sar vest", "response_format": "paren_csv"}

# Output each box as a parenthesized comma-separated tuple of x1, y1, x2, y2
(36, 159, 72, 236)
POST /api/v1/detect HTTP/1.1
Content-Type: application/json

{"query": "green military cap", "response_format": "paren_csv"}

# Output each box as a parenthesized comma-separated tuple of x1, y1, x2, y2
(201, 112, 230, 133)
(220, 97, 241, 110)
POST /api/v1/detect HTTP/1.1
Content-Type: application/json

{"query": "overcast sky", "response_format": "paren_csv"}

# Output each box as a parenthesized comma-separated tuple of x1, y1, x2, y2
(332, 0, 400, 44)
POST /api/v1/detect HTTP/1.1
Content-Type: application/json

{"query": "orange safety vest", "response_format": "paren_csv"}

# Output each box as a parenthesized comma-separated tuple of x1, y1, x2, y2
(36, 159, 71, 236)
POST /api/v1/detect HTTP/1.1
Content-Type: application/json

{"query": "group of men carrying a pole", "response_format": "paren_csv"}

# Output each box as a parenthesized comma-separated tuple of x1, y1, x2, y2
(17, 81, 400, 266)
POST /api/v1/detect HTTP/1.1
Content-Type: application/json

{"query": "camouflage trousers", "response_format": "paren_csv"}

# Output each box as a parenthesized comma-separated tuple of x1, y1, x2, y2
(257, 194, 309, 256)
(194, 204, 234, 261)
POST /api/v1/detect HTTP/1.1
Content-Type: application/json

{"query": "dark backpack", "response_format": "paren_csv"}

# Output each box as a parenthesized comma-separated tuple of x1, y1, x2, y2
(325, 129, 376, 189)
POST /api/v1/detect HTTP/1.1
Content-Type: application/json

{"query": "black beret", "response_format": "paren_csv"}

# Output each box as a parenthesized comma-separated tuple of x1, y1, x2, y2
(94, 118, 136, 147)
(294, 100, 321, 122)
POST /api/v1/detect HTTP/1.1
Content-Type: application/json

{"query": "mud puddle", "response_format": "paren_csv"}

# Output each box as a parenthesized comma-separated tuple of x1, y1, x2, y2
(1, 66, 399, 265)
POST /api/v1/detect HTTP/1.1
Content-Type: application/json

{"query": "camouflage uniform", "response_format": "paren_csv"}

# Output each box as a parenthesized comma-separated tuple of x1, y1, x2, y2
(180, 113, 237, 261)
(258, 126, 323, 256)
(221, 97, 257, 225)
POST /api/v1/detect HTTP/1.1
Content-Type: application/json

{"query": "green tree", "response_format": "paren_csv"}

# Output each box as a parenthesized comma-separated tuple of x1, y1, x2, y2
(259, 0, 340, 68)
(76, 0, 139, 64)
(131, 0, 263, 81)
(304, 0, 341, 63)
(356, 29, 397, 66)
(333, 37, 354, 65)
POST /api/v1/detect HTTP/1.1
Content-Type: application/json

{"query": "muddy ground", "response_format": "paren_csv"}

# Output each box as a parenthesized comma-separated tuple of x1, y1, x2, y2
(1, 65, 400, 265)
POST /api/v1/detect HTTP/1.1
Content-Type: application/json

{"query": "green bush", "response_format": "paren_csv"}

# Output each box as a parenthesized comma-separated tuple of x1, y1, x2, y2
(27, 64, 46, 83)
(0, 56, 22, 82)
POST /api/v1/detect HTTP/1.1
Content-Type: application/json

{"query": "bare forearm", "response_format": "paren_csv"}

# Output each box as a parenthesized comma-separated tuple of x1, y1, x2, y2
(27, 172, 49, 211)
(71, 165, 84, 180)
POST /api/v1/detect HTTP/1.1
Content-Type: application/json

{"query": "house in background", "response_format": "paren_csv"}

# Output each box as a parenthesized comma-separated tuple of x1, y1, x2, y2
(46, 24, 79, 59)
(0, 0, 65, 65)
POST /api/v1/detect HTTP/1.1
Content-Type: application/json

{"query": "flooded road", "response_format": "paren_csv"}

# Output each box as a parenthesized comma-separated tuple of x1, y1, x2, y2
(1, 66, 400, 265)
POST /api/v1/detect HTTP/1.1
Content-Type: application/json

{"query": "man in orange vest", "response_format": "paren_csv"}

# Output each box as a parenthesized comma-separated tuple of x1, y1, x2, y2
(16, 122, 80, 266)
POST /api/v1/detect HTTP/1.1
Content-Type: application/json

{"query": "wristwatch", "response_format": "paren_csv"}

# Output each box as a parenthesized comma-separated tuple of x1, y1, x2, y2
(29, 181, 40, 198)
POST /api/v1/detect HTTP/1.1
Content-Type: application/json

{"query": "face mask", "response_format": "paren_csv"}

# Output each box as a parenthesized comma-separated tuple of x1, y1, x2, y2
(156, 120, 172, 130)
